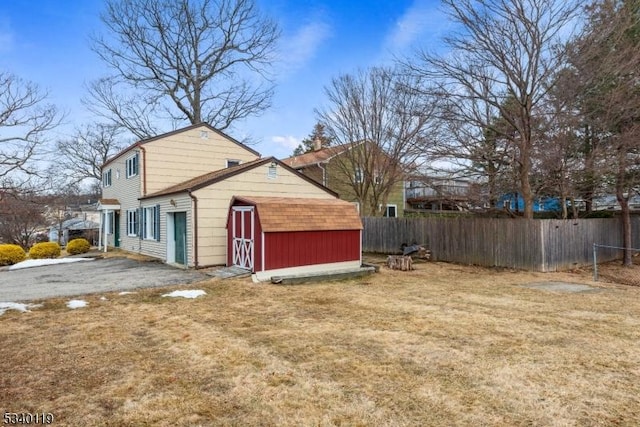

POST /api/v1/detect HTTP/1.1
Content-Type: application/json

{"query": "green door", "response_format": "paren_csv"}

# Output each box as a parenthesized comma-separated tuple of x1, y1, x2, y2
(114, 212, 120, 248)
(174, 212, 187, 265)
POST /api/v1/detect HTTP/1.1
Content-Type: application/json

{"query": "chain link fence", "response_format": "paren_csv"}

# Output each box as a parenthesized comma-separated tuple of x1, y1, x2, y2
(593, 244, 640, 286)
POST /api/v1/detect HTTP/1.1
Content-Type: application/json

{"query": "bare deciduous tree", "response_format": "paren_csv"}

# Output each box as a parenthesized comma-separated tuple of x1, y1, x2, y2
(0, 190, 47, 248)
(316, 67, 438, 216)
(568, 0, 640, 265)
(405, 0, 583, 218)
(88, 0, 279, 138)
(56, 123, 126, 185)
(0, 72, 60, 190)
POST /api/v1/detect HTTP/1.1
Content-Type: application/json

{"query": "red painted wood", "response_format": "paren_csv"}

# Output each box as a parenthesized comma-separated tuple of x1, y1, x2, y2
(264, 230, 360, 270)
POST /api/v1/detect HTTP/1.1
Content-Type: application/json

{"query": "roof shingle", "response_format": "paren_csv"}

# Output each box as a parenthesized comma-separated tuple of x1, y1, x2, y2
(232, 196, 362, 232)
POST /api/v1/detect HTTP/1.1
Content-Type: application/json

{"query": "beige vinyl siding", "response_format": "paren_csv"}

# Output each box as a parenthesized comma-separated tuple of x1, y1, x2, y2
(194, 163, 335, 266)
(138, 194, 193, 265)
(102, 149, 142, 249)
(143, 125, 258, 195)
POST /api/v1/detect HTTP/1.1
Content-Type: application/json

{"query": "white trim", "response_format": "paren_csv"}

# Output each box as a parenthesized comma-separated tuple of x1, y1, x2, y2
(385, 204, 398, 218)
(167, 213, 174, 263)
(126, 209, 138, 236)
(261, 231, 265, 272)
(231, 206, 255, 270)
(253, 260, 362, 282)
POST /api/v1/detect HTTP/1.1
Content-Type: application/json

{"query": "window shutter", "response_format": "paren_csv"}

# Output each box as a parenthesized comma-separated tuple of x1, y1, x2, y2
(140, 208, 146, 239)
(137, 208, 142, 237)
(154, 205, 161, 242)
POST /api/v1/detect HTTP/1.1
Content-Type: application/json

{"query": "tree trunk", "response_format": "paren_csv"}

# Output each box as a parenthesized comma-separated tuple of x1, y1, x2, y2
(520, 162, 534, 219)
(617, 195, 633, 266)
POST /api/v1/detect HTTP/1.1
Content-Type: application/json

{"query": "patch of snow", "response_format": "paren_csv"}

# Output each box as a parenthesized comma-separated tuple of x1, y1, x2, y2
(100, 296, 107, 301)
(161, 290, 206, 299)
(67, 299, 88, 309)
(9, 257, 94, 271)
(0, 302, 42, 316)
(118, 291, 137, 295)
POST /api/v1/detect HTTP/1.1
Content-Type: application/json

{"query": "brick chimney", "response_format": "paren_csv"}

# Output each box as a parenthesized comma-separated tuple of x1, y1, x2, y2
(313, 136, 322, 151)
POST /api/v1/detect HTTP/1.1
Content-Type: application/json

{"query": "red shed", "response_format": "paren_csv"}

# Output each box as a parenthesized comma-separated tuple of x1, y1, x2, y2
(226, 196, 363, 281)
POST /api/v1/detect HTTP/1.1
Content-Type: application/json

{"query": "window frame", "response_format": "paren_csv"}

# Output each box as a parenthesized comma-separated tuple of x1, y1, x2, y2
(354, 167, 363, 184)
(125, 153, 139, 178)
(126, 209, 138, 237)
(384, 204, 398, 218)
(141, 205, 161, 241)
(226, 159, 241, 168)
(102, 169, 112, 188)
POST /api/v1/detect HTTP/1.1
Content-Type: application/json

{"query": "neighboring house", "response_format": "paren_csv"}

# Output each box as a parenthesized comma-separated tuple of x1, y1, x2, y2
(98, 123, 337, 268)
(405, 175, 474, 212)
(48, 217, 100, 246)
(282, 141, 405, 217)
(498, 193, 562, 213)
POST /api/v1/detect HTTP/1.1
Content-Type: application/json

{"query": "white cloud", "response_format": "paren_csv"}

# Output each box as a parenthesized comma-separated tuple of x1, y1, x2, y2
(271, 135, 300, 151)
(278, 20, 332, 76)
(383, 0, 446, 53)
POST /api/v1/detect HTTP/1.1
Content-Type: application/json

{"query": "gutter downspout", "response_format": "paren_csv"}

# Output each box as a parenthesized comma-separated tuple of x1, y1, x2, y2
(318, 162, 327, 187)
(139, 145, 147, 196)
(188, 190, 199, 269)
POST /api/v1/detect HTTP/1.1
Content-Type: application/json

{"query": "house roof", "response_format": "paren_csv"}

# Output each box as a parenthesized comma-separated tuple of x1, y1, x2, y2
(102, 123, 260, 169)
(231, 196, 362, 232)
(281, 143, 355, 169)
(140, 157, 337, 200)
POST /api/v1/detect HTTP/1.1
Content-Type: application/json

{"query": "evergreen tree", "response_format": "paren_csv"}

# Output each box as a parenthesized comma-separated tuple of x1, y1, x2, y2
(292, 123, 333, 156)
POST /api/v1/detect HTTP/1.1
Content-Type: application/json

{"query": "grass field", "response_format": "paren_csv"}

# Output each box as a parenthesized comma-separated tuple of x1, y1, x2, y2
(1, 258, 640, 426)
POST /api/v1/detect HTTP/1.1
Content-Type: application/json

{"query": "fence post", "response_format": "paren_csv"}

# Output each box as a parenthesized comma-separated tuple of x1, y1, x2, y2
(593, 243, 598, 282)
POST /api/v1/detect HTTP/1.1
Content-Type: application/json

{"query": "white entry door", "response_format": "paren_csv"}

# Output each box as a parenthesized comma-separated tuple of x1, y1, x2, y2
(231, 206, 254, 270)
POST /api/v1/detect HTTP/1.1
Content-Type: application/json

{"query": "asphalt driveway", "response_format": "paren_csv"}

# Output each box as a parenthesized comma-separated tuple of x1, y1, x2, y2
(0, 257, 209, 302)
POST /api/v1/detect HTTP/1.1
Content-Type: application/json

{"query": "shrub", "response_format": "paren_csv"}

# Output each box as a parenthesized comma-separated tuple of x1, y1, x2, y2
(66, 238, 91, 255)
(0, 244, 27, 266)
(29, 242, 61, 259)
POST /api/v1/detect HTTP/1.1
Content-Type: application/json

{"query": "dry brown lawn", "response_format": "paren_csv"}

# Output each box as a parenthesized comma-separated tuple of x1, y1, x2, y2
(1, 258, 640, 426)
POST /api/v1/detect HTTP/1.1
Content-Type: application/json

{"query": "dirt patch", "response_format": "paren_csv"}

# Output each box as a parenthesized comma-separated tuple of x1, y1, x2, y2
(522, 281, 600, 293)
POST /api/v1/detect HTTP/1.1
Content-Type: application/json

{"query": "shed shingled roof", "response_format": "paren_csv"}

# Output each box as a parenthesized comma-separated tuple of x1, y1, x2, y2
(231, 196, 362, 232)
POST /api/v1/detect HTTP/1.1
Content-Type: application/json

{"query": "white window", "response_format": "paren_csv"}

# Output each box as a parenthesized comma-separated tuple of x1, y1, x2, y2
(142, 205, 160, 241)
(127, 209, 138, 236)
(102, 169, 112, 187)
(268, 163, 277, 179)
(374, 172, 382, 185)
(126, 153, 139, 178)
(226, 159, 240, 168)
(354, 167, 363, 183)
(384, 204, 398, 218)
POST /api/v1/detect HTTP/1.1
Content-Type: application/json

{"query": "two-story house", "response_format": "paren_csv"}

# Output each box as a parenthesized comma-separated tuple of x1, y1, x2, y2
(98, 123, 338, 268)
(282, 140, 405, 217)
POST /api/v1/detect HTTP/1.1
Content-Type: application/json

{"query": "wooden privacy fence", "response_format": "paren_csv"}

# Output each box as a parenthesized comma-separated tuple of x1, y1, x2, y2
(362, 217, 640, 272)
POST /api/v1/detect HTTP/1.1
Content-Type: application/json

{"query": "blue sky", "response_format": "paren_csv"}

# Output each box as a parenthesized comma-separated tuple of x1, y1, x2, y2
(0, 0, 447, 159)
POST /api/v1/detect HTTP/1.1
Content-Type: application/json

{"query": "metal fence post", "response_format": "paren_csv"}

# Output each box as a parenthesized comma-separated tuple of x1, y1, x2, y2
(593, 243, 598, 282)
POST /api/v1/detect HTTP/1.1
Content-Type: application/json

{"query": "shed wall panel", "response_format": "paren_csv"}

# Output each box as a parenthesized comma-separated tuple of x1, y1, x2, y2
(264, 230, 361, 270)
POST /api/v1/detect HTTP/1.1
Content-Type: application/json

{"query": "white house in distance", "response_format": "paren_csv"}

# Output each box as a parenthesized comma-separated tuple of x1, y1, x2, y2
(98, 123, 341, 269)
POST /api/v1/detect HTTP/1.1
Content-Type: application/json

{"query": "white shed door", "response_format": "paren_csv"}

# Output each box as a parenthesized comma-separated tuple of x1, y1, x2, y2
(231, 206, 254, 270)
